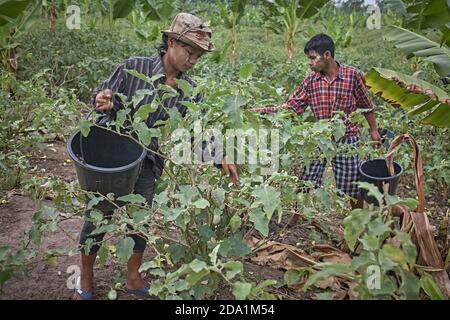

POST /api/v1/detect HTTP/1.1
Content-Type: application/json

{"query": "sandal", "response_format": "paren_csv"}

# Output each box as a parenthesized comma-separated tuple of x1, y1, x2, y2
(73, 288, 93, 300)
(123, 285, 150, 297)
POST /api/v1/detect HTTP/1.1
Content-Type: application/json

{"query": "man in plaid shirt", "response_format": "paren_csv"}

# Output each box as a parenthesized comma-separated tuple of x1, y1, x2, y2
(253, 34, 381, 209)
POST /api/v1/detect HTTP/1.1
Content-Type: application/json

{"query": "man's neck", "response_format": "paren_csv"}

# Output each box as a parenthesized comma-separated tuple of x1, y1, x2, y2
(321, 60, 339, 81)
(162, 54, 180, 79)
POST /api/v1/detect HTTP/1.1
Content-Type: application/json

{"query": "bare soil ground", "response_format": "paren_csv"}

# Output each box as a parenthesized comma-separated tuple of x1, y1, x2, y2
(0, 140, 448, 300)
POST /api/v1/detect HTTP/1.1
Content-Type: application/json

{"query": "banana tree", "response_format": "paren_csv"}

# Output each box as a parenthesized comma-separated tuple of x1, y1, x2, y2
(365, 67, 450, 128)
(385, 26, 450, 81)
(384, 0, 450, 46)
(217, 0, 247, 68)
(263, 0, 328, 63)
(0, 0, 40, 72)
(127, 0, 174, 41)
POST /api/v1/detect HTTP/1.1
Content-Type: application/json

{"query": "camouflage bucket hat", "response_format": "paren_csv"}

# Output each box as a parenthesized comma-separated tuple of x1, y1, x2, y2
(162, 13, 215, 52)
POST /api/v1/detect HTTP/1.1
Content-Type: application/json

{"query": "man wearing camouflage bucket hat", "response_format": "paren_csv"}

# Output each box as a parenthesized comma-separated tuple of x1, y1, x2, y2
(73, 13, 238, 300)
(162, 12, 215, 52)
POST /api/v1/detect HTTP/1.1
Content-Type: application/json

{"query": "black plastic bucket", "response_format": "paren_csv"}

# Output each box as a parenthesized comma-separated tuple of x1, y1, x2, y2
(359, 159, 403, 205)
(67, 126, 147, 211)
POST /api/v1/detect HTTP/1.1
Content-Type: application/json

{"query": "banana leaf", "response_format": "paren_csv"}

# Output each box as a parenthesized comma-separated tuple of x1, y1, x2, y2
(365, 67, 450, 128)
(385, 25, 450, 78)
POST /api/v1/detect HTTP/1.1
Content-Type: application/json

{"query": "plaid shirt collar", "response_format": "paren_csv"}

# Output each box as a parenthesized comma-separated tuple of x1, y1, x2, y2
(313, 61, 348, 81)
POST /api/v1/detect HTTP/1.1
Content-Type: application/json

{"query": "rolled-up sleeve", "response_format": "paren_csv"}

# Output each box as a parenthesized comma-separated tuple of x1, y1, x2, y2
(91, 61, 127, 114)
(255, 76, 310, 114)
(354, 71, 375, 114)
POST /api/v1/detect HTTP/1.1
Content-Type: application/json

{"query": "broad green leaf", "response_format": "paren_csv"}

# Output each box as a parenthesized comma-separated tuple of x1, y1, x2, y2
(133, 209, 150, 224)
(175, 79, 193, 97)
(190, 259, 207, 273)
(365, 67, 450, 128)
(284, 268, 302, 286)
(219, 234, 252, 257)
(209, 244, 221, 266)
(197, 225, 216, 242)
(112, 0, 137, 19)
(79, 118, 91, 138)
(249, 208, 270, 237)
(359, 234, 380, 252)
(212, 188, 226, 207)
(358, 182, 383, 207)
(0, 246, 11, 261)
(238, 63, 256, 80)
(223, 261, 243, 280)
(117, 194, 146, 204)
(167, 244, 186, 264)
(165, 208, 184, 222)
(193, 198, 210, 209)
(175, 185, 200, 207)
(381, 244, 409, 270)
(385, 25, 450, 78)
(229, 215, 242, 233)
(420, 274, 446, 300)
(232, 281, 252, 300)
(134, 122, 160, 145)
(303, 263, 352, 290)
(297, 0, 328, 19)
(116, 237, 135, 263)
(98, 245, 109, 268)
(154, 190, 169, 205)
(87, 197, 102, 210)
(399, 271, 421, 299)
(0, 0, 31, 26)
(223, 95, 247, 126)
(186, 269, 209, 287)
(343, 208, 373, 251)
(315, 188, 330, 209)
(251, 185, 281, 218)
(351, 251, 377, 272)
(135, 102, 158, 121)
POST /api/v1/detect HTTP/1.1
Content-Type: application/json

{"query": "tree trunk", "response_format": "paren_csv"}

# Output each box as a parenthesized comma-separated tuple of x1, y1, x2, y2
(229, 26, 237, 68)
(285, 32, 294, 64)
(48, 0, 57, 32)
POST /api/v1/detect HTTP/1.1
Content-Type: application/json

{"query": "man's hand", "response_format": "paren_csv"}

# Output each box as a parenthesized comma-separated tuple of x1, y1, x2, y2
(249, 106, 264, 113)
(95, 89, 114, 111)
(222, 155, 239, 187)
(370, 129, 382, 149)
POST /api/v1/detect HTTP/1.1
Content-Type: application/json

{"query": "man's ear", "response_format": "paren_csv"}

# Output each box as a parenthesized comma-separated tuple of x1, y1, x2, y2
(324, 50, 332, 60)
(167, 37, 176, 48)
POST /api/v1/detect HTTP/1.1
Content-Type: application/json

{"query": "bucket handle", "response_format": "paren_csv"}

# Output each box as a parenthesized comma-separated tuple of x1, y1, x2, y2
(385, 134, 424, 212)
(79, 108, 97, 163)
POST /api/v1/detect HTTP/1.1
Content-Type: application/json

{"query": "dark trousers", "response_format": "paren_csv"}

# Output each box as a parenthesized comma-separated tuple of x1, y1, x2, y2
(79, 157, 156, 254)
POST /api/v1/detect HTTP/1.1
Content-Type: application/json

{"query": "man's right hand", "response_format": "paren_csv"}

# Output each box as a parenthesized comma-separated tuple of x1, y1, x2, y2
(95, 89, 114, 111)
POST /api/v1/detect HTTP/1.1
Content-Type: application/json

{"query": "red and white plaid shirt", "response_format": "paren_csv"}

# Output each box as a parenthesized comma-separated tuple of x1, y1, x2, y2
(257, 63, 375, 137)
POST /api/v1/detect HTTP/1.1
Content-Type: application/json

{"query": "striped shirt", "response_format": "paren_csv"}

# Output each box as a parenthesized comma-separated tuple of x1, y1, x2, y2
(91, 53, 222, 178)
(256, 63, 375, 137)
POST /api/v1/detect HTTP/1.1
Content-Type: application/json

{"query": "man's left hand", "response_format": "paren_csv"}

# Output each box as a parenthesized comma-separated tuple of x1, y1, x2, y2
(370, 129, 382, 149)
(222, 155, 239, 187)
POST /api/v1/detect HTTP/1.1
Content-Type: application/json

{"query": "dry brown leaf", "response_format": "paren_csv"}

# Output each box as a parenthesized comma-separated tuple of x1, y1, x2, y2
(246, 236, 316, 269)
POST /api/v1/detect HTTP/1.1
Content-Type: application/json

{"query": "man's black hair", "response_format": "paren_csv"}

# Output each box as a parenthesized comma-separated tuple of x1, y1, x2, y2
(156, 34, 169, 56)
(304, 33, 335, 58)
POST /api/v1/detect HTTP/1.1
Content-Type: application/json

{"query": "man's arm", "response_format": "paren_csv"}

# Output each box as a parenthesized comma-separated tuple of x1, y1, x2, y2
(92, 61, 127, 113)
(354, 71, 381, 146)
(192, 93, 239, 186)
(251, 77, 310, 114)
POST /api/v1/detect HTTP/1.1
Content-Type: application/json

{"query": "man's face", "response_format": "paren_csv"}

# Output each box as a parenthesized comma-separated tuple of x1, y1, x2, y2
(306, 50, 330, 72)
(168, 38, 204, 73)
